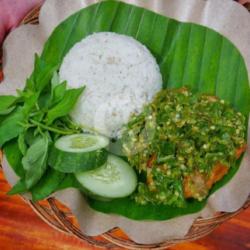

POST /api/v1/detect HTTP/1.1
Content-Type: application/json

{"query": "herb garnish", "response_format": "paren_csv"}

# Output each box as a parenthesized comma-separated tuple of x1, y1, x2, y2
(0, 54, 84, 199)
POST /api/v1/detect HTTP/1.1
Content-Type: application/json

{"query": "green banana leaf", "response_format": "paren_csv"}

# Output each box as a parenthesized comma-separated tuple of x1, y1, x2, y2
(12, 0, 250, 220)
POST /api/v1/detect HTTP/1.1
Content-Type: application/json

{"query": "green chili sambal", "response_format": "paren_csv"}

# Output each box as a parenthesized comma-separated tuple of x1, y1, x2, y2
(121, 88, 247, 207)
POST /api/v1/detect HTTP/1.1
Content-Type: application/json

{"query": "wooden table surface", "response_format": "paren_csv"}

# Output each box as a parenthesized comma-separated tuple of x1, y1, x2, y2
(0, 170, 249, 250)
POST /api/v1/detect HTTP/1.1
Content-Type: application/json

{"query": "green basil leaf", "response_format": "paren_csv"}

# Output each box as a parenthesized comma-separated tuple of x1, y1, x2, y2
(32, 54, 57, 93)
(38, 76, 66, 110)
(0, 95, 17, 115)
(25, 76, 35, 92)
(46, 86, 85, 125)
(0, 107, 25, 148)
(0, 106, 16, 115)
(38, 92, 51, 110)
(31, 168, 65, 202)
(51, 81, 67, 106)
(22, 134, 49, 189)
(32, 112, 44, 123)
(34, 53, 46, 74)
(25, 128, 37, 146)
(18, 132, 27, 155)
(3, 140, 25, 178)
(0, 114, 7, 124)
(22, 90, 40, 115)
(51, 71, 61, 88)
(7, 179, 27, 195)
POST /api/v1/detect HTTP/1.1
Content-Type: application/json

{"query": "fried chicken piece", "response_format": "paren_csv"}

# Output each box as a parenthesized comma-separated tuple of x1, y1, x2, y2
(183, 171, 208, 200)
(183, 145, 247, 200)
(183, 163, 229, 200)
(205, 163, 229, 189)
(236, 144, 247, 159)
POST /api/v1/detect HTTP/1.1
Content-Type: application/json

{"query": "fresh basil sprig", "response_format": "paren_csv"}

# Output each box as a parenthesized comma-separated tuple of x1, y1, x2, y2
(0, 54, 85, 198)
(22, 134, 50, 189)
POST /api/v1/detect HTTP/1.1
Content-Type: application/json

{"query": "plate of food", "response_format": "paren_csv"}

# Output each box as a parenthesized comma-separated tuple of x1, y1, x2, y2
(0, 0, 250, 247)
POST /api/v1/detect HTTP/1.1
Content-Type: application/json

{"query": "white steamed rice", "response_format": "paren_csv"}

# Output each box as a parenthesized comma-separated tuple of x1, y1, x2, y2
(59, 32, 162, 138)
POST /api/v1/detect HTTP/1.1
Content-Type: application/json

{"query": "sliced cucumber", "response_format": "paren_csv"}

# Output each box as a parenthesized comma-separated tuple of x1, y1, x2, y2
(75, 155, 137, 199)
(49, 134, 109, 173)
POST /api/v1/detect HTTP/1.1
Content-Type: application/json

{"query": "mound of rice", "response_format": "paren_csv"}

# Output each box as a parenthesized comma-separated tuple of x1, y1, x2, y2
(59, 32, 162, 138)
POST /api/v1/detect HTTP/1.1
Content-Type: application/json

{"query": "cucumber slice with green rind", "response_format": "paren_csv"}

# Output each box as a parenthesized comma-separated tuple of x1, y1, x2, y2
(75, 154, 138, 199)
(49, 134, 109, 173)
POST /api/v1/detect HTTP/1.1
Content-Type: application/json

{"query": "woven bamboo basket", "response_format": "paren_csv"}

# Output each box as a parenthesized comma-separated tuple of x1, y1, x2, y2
(0, 3, 250, 249)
